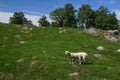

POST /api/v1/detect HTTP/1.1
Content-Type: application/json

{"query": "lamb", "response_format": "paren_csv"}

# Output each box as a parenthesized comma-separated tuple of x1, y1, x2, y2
(65, 51, 88, 64)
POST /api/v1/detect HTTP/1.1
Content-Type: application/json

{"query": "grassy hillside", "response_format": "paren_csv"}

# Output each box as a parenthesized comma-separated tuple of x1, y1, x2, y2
(0, 23, 120, 80)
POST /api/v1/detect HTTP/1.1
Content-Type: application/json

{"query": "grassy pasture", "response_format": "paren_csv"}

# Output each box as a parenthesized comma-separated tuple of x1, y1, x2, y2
(0, 23, 120, 80)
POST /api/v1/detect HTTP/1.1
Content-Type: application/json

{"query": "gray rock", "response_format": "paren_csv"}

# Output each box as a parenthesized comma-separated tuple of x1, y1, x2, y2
(97, 46, 104, 50)
(107, 30, 120, 35)
(104, 35, 118, 42)
(69, 72, 79, 76)
(85, 27, 100, 36)
(93, 54, 102, 58)
(117, 49, 120, 52)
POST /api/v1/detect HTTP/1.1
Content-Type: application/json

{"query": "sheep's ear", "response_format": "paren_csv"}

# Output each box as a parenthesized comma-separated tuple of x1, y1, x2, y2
(67, 53, 71, 56)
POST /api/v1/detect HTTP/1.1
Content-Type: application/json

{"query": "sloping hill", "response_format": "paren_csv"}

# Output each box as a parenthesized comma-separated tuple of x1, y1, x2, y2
(0, 23, 120, 80)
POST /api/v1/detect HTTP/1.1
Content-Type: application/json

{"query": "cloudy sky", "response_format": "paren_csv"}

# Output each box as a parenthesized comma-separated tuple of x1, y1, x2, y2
(0, 0, 120, 26)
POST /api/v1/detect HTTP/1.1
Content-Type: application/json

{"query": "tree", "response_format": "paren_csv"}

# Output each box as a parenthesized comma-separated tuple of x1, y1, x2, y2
(50, 8, 64, 27)
(50, 22, 59, 27)
(38, 15, 50, 27)
(25, 20, 33, 26)
(106, 12, 118, 30)
(118, 20, 120, 29)
(50, 3, 76, 27)
(63, 3, 76, 27)
(9, 12, 26, 24)
(78, 4, 95, 29)
(9, 12, 33, 26)
(95, 6, 118, 30)
(95, 6, 109, 29)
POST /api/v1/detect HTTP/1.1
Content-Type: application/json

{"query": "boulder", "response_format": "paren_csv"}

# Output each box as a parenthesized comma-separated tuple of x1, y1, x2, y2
(117, 49, 120, 52)
(93, 53, 103, 60)
(97, 46, 104, 50)
(107, 30, 120, 35)
(93, 54, 102, 58)
(17, 58, 24, 63)
(68, 72, 79, 76)
(85, 27, 100, 36)
(104, 35, 118, 42)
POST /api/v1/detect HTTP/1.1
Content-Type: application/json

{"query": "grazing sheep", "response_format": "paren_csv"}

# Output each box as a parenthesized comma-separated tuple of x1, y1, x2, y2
(65, 51, 88, 64)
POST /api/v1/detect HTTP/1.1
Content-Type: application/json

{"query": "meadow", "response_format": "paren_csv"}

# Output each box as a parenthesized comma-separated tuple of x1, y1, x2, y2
(0, 23, 120, 80)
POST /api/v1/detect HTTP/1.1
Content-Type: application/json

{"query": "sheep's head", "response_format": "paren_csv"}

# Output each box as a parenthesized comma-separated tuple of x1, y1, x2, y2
(65, 51, 70, 55)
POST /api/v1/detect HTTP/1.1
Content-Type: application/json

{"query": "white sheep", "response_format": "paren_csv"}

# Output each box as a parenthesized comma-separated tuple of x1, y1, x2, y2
(65, 51, 88, 64)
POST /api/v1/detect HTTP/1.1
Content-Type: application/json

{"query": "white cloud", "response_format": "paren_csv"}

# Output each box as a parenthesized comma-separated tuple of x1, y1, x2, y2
(114, 9, 120, 20)
(22, 10, 44, 16)
(0, 11, 13, 23)
(0, 11, 51, 26)
(25, 14, 40, 26)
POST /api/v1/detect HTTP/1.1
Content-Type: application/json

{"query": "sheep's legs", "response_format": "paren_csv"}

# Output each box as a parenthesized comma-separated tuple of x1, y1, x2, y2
(78, 62, 81, 64)
(70, 62, 74, 64)
(78, 59, 81, 64)
(70, 59, 74, 64)
(78, 56, 82, 64)
(83, 58, 87, 64)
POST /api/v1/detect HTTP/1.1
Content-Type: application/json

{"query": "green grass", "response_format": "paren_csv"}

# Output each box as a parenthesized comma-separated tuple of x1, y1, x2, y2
(0, 23, 120, 80)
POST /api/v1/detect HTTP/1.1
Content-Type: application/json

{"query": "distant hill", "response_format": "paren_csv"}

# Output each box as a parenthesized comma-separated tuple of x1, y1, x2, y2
(0, 23, 120, 80)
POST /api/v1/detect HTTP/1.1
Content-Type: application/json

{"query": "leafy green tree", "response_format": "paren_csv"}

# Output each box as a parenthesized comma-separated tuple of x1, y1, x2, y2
(50, 22, 59, 27)
(50, 8, 64, 27)
(38, 15, 50, 27)
(9, 12, 26, 24)
(78, 4, 95, 29)
(9, 12, 33, 26)
(50, 4, 118, 29)
(95, 6, 118, 30)
(63, 3, 76, 27)
(95, 6, 109, 29)
(106, 12, 118, 29)
(25, 20, 33, 26)
(118, 20, 120, 29)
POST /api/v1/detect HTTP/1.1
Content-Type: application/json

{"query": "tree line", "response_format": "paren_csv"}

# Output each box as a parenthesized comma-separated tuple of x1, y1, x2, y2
(9, 3, 119, 30)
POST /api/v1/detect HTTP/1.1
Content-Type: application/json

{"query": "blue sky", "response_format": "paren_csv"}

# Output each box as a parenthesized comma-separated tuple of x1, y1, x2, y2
(0, 0, 120, 25)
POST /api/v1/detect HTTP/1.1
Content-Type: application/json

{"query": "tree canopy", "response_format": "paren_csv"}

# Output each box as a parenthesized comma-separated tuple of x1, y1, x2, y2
(95, 6, 118, 30)
(9, 12, 33, 26)
(9, 12, 25, 24)
(50, 8, 64, 27)
(63, 3, 76, 27)
(38, 15, 50, 27)
(78, 4, 95, 29)
(50, 3, 119, 30)
(50, 3, 76, 27)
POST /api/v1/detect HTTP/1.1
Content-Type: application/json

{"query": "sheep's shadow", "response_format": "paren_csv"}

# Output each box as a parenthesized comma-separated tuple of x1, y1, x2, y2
(82, 62, 93, 65)
(74, 61, 93, 65)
